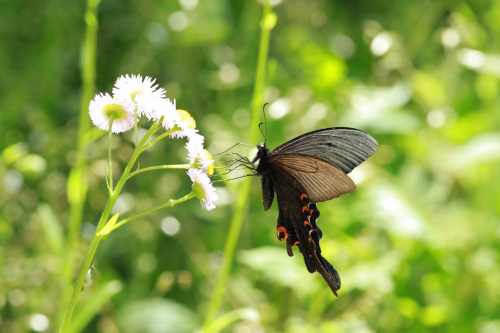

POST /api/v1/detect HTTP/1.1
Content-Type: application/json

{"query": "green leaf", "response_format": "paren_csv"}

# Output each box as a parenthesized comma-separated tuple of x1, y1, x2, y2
(69, 280, 123, 333)
(205, 308, 260, 333)
(97, 213, 119, 239)
(261, 12, 277, 30)
(118, 298, 201, 333)
(238, 246, 316, 297)
(67, 167, 88, 207)
(37, 204, 64, 256)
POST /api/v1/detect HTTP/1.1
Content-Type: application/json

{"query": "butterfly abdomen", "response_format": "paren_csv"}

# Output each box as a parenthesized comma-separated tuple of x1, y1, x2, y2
(253, 143, 276, 211)
(261, 175, 274, 210)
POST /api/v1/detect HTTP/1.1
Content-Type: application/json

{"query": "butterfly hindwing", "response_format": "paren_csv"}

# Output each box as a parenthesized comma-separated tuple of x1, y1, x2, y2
(270, 164, 341, 295)
(308, 203, 341, 293)
(276, 207, 299, 257)
(269, 153, 356, 203)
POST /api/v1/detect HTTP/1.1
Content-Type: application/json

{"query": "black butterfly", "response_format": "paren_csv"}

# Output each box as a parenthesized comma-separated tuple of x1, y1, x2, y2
(251, 127, 378, 296)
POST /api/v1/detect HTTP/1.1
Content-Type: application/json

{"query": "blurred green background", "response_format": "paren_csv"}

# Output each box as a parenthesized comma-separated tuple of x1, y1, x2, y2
(1, 0, 500, 332)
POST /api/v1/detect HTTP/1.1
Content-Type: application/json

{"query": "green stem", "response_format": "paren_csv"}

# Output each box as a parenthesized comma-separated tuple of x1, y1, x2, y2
(128, 164, 192, 179)
(202, 1, 274, 330)
(141, 127, 178, 151)
(108, 124, 113, 192)
(56, 0, 100, 328)
(58, 122, 161, 333)
(135, 110, 139, 146)
(112, 192, 196, 231)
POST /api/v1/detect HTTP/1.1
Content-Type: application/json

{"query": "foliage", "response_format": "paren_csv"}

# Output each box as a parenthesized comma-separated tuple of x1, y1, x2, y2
(1, 0, 499, 332)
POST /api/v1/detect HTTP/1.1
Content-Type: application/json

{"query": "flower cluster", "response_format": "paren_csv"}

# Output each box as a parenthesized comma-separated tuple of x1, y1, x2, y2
(89, 74, 218, 210)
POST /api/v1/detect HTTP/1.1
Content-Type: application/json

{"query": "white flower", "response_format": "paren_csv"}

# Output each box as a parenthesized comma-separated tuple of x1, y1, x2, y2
(170, 109, 198, 139)
(89, 93, 135, 133)
(146, 97, 179, 130)
(186, 133, 204, 159)
(112, 74, 166, 118)
(186, 136, 214, 176)
(187, 168, 218, 211)
(187, 132, 205, 147)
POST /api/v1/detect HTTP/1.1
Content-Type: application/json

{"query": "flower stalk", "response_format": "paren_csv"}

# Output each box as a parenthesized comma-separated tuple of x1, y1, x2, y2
(59, 118, 159, 332)
(112, 192, 196, 231)
(128, 164, 192, 179)
(59, 74, 218, 332)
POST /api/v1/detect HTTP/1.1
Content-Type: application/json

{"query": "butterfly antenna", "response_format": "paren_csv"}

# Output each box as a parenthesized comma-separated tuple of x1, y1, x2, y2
(258, 122, 265, 142)
(258, 103, 269, 145)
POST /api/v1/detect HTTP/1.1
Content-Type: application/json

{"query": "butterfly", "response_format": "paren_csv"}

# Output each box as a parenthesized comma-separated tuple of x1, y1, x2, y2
(251, 127, 378, 296)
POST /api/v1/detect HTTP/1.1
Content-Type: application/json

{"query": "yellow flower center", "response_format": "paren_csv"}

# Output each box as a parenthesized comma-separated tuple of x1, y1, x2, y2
(129, 90, 141, 101)
(202, 149, 214, 176)
(177, 109, 196, 129)
(102, 103, 127, 120)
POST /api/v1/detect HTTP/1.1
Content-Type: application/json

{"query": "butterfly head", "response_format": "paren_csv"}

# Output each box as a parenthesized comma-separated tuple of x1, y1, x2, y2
(252, 142, 269, 164)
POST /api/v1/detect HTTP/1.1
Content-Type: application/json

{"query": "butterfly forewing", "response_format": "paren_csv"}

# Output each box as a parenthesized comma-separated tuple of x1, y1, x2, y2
(269, 127, 378, 174)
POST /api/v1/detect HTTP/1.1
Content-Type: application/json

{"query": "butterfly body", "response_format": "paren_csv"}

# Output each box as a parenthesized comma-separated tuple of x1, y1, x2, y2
(252, 127, 378, 296)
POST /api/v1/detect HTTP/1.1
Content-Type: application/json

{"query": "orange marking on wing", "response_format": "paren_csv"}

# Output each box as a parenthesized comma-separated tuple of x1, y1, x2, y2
(300, 193, 309, 201)
(277, 226, 288, 241)
(293, 241, 300, 247)
(309, 228, 318, 237)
